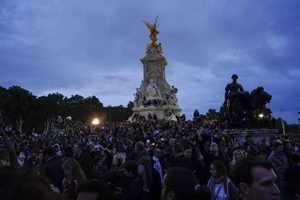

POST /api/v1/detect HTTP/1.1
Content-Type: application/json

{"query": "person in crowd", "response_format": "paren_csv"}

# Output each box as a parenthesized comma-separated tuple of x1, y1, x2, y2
(229, 149, 244, 170)
(111, 145, 127, 170)
(233, 156, 280, 200)
(161, 167, 211, 200)
(77, 180, 114, 200)
(119, 160, 144, 200)
(0, 166, 63, 200)
(283, 142, 294, 166)
(62, 158, 87, 200)
(73, 143, 94, 180)
(183, 144, 205, 184)
(92, 155, 108, 181)
(257, 148, 269, 160)
(197, 129, 227, 183)
(0, 148, 10, 167)
(169, 143, 194, 171)
(135, 141, 152, 200)
(152, 147, 164, 182)
(27, 148, 40, 168)
(0, 128, 18, 167)
(16, 147, 29, 168)
(268, 140, 289, 193)
(42, 146, 65, 192)
(283, 153, 300, 200)
(207, 160, 237, 200)
(150, 147, 164, 200)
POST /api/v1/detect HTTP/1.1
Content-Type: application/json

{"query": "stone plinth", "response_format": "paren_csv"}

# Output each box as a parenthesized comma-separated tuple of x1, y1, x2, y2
(226, 129, 279, 143)
(132, 105, 181, 120)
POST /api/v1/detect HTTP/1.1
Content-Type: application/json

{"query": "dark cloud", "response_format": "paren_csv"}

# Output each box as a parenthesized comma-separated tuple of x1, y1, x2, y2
(0, 0, 299, 123)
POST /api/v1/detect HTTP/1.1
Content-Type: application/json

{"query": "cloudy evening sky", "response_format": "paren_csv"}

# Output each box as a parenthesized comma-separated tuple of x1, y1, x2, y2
(1, 0, 300, 123)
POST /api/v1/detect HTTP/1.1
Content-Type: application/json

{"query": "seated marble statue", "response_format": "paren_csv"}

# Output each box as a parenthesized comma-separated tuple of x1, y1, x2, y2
(146, 79, 162, 99)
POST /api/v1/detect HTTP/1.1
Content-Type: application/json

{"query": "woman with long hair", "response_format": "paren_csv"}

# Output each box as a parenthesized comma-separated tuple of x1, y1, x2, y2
(207, 160, 238, 200)
(229, 150, 244, 169)
(62, 158, 87, 200)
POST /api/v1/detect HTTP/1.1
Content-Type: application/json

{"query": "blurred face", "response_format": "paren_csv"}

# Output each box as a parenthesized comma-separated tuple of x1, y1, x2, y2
(210, 143, 218, 152)
(210, 164, 219, 178)
(62, 168, 72, 188)
(259, 153, 268, 160)
(241, 167, 280, 200)
(73, 145, 80, 154)
(0, 158, 10, 166)
(96, 159, 103, 167)
(154, 149, 162, 158)
(18, 152, 25, 162)
(234, 151, 243, 161)
(169, 138, 175, 145)
(184, 149, 192, 159)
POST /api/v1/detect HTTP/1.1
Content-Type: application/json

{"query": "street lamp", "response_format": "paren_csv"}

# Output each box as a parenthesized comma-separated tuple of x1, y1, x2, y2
(258, 114, 264, 118)
(92, 118, 100, 125)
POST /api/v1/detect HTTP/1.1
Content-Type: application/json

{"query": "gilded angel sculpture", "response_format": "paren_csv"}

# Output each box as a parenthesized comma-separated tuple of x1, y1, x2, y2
(143, 15, 160, 43)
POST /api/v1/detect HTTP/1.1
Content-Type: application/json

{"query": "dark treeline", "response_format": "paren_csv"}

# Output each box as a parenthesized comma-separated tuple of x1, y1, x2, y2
(0, 86, 133, 131)
(0, 86, 299, 133)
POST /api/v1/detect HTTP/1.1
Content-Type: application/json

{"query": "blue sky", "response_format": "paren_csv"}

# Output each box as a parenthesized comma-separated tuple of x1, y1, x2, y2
(0, 0, 299, 123)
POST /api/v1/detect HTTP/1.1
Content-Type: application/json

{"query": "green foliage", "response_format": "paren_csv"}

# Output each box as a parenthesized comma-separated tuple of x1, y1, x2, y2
(0, 86, 132, 130)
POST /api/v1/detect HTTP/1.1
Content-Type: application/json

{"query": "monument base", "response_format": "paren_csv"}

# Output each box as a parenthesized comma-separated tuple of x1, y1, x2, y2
(225, 129, 279, 143)
(130, 105, 181, 121)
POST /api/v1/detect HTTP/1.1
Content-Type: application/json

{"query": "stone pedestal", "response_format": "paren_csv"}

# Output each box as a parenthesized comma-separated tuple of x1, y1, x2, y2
(132, 105, 181, 120)
(226, 129, 279, 143)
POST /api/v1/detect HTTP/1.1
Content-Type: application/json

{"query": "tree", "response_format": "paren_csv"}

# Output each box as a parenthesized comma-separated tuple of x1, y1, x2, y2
(206, 109, 218, 120)
(127, 101, 134, 110)
(0, 85, 133, 130)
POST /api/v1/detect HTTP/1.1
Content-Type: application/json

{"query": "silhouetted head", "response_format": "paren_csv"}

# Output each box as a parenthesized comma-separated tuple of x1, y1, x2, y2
(231, 74, 238, 80)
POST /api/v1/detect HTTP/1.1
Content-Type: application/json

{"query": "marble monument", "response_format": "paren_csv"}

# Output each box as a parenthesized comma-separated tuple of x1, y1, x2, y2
(129, 16, 181, 121)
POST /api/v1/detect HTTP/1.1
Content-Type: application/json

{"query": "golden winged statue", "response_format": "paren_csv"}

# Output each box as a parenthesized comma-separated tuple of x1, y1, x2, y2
(143, 15, 160, 43)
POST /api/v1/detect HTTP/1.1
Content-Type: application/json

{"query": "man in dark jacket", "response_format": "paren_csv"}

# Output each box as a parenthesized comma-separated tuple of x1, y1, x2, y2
(135, 141, 152, 200)
(197, 130, 227, 183)
(169, 143, 194, 171)
(74, 143, 94, 180)
(42, 146, 64, 192)
(120, 160, 144, 200)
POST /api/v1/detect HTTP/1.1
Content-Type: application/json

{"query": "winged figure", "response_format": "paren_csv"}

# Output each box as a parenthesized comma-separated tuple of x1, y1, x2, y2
(143, 15, 160, 43)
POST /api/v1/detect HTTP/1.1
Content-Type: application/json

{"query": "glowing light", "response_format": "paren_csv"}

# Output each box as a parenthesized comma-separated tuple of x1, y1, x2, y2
(92, 118, 100, 125)
(258, 114, 264, 118)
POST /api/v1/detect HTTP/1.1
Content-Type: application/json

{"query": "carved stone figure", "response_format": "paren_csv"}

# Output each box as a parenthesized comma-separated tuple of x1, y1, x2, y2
(168, 85, 178, 106)
(146, 79, 162, 99)
(133, 88, 142, 107)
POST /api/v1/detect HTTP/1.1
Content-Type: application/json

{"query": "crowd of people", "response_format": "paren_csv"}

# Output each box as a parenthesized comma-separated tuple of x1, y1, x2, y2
(0, 117, 300, 200)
